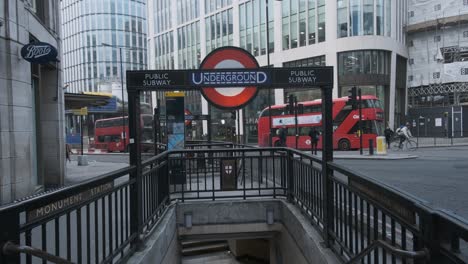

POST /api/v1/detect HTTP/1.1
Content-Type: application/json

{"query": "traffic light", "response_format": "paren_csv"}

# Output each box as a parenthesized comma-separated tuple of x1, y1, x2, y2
(231, 111, 236, 120)
(288, 94, 295, 114)
(348, 87, 357, 110)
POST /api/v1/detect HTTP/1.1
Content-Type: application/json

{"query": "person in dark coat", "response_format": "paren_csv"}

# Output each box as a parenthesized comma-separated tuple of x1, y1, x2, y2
(278, 125, 287, 147)
(308, 128, 320, 155)
(65, 143, 72, 163)
(384, 126, 394, 148)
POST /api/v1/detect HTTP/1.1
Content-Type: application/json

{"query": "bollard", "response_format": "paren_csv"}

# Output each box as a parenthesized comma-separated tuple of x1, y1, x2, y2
(369, 139, 374, 155)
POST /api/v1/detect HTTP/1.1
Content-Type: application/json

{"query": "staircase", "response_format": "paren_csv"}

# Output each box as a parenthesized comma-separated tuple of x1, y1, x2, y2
(181, 240, 235, 264)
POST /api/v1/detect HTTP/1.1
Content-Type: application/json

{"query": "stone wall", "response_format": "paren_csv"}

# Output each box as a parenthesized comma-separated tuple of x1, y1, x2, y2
(0, 0, 64, 204)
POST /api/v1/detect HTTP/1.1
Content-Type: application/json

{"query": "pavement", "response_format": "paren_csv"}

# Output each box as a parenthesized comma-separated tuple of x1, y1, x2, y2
(66, 157, 128, 184)
(307, 150, 418, 160)
(65, 147, 417, 186)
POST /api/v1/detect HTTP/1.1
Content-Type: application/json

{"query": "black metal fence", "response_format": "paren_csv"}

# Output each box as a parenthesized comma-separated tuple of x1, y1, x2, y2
(1, 145, 468, 263)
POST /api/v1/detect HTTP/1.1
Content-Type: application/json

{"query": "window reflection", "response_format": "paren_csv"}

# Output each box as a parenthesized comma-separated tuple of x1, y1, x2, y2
(337, 0, 389, 38)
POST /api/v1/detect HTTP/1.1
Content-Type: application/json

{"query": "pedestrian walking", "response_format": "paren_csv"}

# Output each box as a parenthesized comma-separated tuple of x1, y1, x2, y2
(65, 143, 72, 163)
(278, 125, 287, 147)
(384, 126, 394, 148)
(308, 128, 320, 155)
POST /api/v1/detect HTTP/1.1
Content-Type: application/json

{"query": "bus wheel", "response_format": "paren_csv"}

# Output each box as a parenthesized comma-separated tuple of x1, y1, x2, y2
(338, 139, 351, 151)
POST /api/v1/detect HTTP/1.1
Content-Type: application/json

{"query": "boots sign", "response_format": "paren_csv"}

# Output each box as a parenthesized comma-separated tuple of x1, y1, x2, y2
(21, 42, 58, 64)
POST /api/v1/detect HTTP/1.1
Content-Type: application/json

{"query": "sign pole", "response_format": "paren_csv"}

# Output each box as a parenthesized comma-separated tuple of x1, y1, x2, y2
(80, 115, 84, 155)
(359, 88, 363, 155)
(237, 109, 240, 144)
(294, 96, 298, 149)
(266, 0, 273, 147)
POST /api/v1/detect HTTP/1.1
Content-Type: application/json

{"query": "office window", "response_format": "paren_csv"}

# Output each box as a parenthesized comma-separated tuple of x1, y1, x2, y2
(337, 0, 348, 37)
(434, 35, 441, 42)
(433, 72, 440, 79)
(409, 58, 414, 65)
(434, 4, 441, 11)
(408, 11, 414, 17)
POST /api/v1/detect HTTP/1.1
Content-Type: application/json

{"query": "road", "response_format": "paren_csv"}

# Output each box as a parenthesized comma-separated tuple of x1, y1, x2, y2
(336, 146, 468, 220)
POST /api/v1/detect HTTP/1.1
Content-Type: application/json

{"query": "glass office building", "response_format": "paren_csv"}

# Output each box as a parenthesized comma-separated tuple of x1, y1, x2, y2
(148, 0, 408, 143)
(61, 0, 147, 99)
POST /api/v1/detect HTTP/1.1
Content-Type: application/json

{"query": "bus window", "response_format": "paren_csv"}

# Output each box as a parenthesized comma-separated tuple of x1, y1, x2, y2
(303, 105, 321, 113)
(300, 127, 322, 136)
(348, 120, 383, 135)
(260, 107, 285, 117)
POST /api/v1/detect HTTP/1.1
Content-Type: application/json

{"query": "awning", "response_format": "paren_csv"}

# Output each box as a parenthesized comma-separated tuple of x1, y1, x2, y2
(64, 93, 112, 110)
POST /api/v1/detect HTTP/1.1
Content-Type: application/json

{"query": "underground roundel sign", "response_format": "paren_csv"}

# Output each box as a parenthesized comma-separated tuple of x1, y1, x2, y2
(200, 46, 260, 109)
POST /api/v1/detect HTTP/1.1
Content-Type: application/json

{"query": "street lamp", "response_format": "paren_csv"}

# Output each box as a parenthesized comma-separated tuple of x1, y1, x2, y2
(265, 0, 282, 146)
(102, 43, 137, 152)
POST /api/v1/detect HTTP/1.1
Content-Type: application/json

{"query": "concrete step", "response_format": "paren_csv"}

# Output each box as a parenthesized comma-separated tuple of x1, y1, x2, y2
(181, 240, 229, 257)
(182, 251, 240, 264)
(181, 240, 226, 248)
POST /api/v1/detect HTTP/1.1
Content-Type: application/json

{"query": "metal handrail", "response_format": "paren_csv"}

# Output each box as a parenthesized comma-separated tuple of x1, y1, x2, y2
(2, 241, 74, 264)
(346, 240, 429, 264)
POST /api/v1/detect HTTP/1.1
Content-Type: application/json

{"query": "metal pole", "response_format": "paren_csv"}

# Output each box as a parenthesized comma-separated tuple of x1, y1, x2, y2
(266, 0, 273, 147)
(80, 115, 84, 155)
(237, 109, 240, 144)
(294, 97, 298, 149)
(120, 47, 126, 152)
(128, 88, 143, 247)
(321, 86, 334, 247)
(359, 89, 363, 155)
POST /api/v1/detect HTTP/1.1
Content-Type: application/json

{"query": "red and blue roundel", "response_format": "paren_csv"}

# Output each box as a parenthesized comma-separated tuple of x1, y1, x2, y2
(200, 47, 259, 109)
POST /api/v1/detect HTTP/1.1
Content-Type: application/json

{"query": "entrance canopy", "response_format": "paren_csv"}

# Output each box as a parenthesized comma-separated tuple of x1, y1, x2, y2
(64, 92, 112, 110)
(126, 67, 333, 91)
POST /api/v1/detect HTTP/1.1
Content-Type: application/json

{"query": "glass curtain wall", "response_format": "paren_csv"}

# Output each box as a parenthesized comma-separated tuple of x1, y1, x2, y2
(205, 0, 232, 14)
(239, 0, 273, 56)
(282, 0, 325, 50)
(338, 50, 391, 121)
(336, 0, 390, 38)
(62, 0, 147, 93)
(205, 8, 233, 53)
(177, 22, 201, 69)
(177, 0, 200, 24)
(154, 0, 171, 34)
(155, 32, 174, 69)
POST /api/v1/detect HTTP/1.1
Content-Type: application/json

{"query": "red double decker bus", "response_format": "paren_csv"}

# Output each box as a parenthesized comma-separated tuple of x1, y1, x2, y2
(94, 115, 153, 152)
(258, 95, 385, 150)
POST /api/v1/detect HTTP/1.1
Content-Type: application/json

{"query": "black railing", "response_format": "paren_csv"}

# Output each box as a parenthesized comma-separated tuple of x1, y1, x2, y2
(1, 146, 468, 263)
(0, 166, 137, 264)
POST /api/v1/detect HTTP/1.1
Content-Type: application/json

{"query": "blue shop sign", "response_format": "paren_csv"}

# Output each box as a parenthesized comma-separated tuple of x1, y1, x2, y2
(21, 42, 58, 64)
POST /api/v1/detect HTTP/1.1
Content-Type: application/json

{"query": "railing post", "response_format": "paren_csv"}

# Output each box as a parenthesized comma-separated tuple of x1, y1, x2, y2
(321, 86, 334, 247)
(128, 88, 143, 248)
(287, 150, 294, 202)
(0, 209, 20, 264)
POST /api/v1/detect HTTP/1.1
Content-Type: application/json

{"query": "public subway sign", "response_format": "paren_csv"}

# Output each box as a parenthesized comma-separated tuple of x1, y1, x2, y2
(127, 46, 332, 109)
(27, 182, 114, 223)
(127, 67, 333, 90)
(21, 42, 58, 64)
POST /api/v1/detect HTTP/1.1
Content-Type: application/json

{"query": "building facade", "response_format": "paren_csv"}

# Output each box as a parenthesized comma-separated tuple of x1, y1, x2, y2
(60, 0, 150, 140)
(407, 0, 468, 108)
(61, 0, 147, 98)
(0, 0, 64, 204)
(148, 0, 408, 143)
